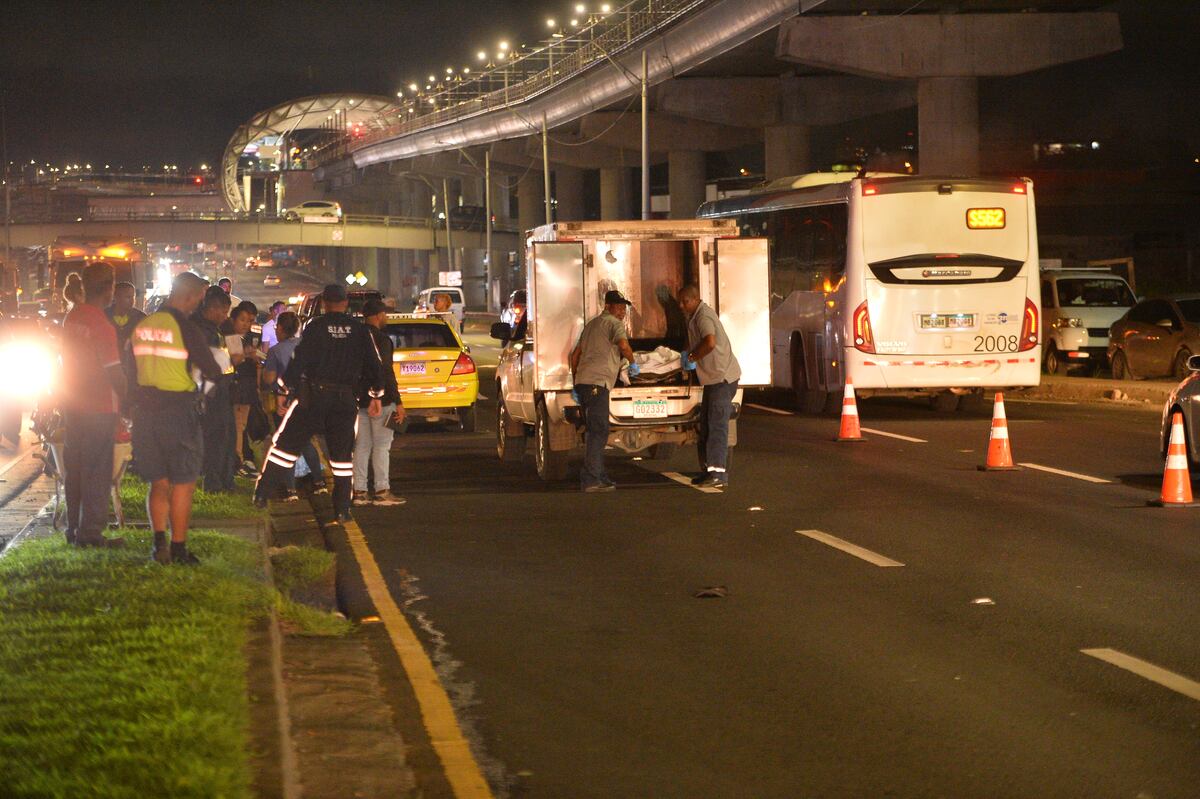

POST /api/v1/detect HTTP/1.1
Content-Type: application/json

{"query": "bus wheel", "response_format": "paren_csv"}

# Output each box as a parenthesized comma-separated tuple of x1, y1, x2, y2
(930, 391, 961, 413)
(792, 350, 832, 415)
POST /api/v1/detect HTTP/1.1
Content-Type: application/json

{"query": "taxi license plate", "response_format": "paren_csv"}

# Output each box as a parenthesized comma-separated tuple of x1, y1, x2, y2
(632, 399, 668, 419)
(400, 362, 426, 375)
(920, 313, 975, 330)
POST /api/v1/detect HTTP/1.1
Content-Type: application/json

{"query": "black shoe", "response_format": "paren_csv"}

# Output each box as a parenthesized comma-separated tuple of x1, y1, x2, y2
(333, 509, 354, 524)
(311, 482, 329, 495)
(170, 542, 200, 567)
(150, 532, 171, 564)
(282, 489, 299, 503)
(253, 495, 268, 510)
(693, 474, 727, 489)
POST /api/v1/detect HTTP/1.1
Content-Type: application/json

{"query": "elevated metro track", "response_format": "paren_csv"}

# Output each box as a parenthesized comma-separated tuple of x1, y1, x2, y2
(3, 215, 516, 251)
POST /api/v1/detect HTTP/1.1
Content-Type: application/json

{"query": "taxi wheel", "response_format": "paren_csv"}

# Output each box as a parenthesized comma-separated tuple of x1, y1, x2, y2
(535, 401, 569, 482)
(496, 399, 526, 463)
(458, 406, 477, 433)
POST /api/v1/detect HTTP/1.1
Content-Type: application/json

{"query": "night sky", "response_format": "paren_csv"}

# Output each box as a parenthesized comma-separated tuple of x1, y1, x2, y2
(2, 1, 1197, 170)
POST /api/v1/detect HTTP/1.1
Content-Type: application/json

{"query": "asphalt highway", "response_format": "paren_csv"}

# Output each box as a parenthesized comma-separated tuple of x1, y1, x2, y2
(352, 358, 1200, 798)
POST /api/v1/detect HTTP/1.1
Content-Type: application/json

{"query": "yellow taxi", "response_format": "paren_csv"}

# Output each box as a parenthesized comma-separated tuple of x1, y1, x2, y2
(384, 313, 478, 431)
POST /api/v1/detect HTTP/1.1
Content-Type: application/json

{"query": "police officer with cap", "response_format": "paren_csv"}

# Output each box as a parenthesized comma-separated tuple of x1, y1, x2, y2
(569, 289, 638, 492)
(255, 284, 384, 519)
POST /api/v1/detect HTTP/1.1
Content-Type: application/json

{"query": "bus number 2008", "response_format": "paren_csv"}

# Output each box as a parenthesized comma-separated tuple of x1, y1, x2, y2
(974, 335, 1020, 353)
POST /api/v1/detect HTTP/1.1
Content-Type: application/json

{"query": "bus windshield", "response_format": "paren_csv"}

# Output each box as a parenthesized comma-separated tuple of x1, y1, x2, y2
(1055, 278, 1135, 308)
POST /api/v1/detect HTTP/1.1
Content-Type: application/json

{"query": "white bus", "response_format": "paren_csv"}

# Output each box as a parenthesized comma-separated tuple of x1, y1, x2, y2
(697, 173, 1041, 412)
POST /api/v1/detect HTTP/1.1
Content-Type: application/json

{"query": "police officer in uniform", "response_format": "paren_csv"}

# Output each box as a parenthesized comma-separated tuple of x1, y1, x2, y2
(255, 284, 384, 520)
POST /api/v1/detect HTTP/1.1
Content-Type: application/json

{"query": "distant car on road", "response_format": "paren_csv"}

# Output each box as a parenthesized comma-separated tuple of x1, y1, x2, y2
(414, 287, 464, 331)
(283, 200, 343, 222)
(1039, 269, 1136, 375)
(1108, 296, 1200, 380)
(1161, 354, 1200, 469)
(262, 274, 282, 287)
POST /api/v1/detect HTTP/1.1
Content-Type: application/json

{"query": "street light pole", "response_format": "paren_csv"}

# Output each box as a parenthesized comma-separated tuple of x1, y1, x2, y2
(641, 49, 650, 221)
(542, 113, 552, 226)
(442, 177, 454, 276)
(485, 150, 493, 312)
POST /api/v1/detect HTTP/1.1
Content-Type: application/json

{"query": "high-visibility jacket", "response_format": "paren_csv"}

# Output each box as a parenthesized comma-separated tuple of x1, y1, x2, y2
(132, 309, 196, 392)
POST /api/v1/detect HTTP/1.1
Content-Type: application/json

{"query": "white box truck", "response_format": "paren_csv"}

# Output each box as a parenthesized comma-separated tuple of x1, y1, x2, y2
(490, 219, 772, 481)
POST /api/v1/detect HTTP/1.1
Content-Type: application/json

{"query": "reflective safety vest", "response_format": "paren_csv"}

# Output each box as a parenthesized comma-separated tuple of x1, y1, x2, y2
(132, 310, 196, 392)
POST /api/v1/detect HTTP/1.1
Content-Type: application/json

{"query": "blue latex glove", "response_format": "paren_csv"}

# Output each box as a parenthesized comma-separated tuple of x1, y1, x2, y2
(627, 361, 641, 378)
(681, 352, 697, 371)
(570, 387, 580, 404)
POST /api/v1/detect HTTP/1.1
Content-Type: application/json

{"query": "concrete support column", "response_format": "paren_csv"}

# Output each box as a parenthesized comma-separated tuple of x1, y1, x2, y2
(600, 166, 632, 221)
(917, 76, 979, 176)
(554, 166, 586, 221)
(765, 123, 811, 181)
(668, 150, 706, 219)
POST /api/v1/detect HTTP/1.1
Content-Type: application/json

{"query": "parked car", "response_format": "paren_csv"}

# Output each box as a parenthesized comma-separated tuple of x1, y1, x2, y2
(296, 289, 383, 325)
(283, 200, 342, 222)
(414, 287, 465, 332)
(384, 313, 478, 431)
(1108, 296, 1200, 380)
(1160, 354, 1200, 468)
(262, 274, 282, 287)
(1039, 269, 1136, 375)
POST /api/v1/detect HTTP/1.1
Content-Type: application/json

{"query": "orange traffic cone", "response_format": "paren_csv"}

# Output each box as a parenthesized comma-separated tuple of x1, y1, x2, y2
(836, 380, 865, 442)
(977, 392, 1019, 471)
(1150, 412, 1197, 507)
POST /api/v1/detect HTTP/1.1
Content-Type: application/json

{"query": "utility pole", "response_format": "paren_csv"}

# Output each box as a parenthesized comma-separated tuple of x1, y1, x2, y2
(542, 113, 552, 226)
(484, 150, 493, 312)
(641, 49, 650, 220)
(2, 83, 12, 312)
(442, 177, 454, 278)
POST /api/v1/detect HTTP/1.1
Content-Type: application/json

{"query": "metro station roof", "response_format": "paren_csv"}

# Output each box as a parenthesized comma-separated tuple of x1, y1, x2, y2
(221, 94, 401, 211)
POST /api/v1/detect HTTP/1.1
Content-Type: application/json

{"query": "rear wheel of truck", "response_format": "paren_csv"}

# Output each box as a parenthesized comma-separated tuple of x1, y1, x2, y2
(496, 398, 526, 463)
(535, 400, 569, 481)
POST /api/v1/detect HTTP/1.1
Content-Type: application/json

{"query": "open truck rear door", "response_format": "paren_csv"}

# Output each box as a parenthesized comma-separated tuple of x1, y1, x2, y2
(715, 237, 772, 386)
(530, 241, 586, 391)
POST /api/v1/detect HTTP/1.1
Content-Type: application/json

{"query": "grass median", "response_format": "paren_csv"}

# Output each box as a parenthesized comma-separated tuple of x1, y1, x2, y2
(118, 475, 264, 521)
(0, 530, 271, 798)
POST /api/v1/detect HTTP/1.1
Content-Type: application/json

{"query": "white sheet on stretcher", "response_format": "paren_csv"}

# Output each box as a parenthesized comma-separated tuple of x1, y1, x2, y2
(620, 346, 681, 383)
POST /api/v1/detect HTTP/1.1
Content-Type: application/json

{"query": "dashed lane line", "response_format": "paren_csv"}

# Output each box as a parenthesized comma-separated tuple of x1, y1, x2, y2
(1081, 648, 1200, 702)
(745, 403, 794, 416)
(796, 529, 905, 568)
(341, 519, 494, 799)
(1018, 462, 1111, 484)
(859, 427, 928, 444)
(661, 471, 723, 494)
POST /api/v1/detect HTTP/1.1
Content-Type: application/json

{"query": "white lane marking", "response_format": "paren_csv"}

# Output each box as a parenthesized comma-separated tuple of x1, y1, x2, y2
(662, 471, 722, 494)
(1081, 648, 1200, 702)
(1018, 462, 1111, 484)
(796, 529, 905, 568)
(745, 403, 794, 416)
(860, 427, 928, 444)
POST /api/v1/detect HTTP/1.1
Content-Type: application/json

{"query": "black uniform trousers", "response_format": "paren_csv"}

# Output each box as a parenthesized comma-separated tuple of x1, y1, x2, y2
(256, 385, 358, 513)
(199, 381, 238, 493)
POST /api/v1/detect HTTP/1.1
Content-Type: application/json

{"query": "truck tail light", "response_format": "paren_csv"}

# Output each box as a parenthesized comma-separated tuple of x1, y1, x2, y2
(451, 352, 476, 375)
(853, 301, 875, 353)
(1019, 297, 1039, 351)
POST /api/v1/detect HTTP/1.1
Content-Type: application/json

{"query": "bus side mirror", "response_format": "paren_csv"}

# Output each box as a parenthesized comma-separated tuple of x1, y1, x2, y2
(490, 322, 512, 341)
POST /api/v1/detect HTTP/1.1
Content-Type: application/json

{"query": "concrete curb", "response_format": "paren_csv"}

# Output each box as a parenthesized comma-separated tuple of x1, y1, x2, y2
(1021, 375, 1176, 406)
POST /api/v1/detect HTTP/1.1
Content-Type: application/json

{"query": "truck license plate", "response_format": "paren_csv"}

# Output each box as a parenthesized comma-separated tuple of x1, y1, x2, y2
(400, 362, 426, 375)
(632, 399, 668, 419)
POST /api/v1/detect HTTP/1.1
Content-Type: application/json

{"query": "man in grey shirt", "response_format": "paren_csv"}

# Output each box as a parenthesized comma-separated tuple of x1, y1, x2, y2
(570, 290, 638, 492)
(679, 284, 741, 489)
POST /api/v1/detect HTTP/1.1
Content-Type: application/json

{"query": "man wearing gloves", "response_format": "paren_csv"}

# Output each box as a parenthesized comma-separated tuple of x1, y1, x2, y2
(678, 284, 740, 489)
(569, 289, 638, 492)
